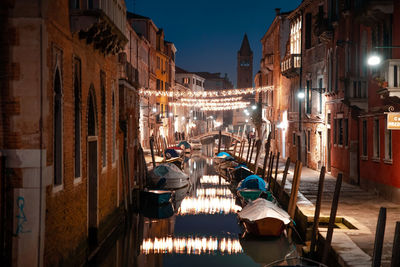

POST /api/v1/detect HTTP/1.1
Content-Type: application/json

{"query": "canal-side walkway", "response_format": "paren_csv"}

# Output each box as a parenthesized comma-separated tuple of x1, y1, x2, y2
(236, 147, 400, 267)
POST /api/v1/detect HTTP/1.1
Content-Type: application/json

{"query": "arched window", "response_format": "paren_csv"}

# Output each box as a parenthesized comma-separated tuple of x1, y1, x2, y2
(54, 68, 63, 186)
(112, 90, 116, 162)
(335, 48, 339, 92)
(328, 51, 333, 92)
(101, 73, 106, 167)
(74, 60, 81, 178)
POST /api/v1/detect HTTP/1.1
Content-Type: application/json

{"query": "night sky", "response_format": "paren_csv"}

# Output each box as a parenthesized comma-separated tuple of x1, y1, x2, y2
(127, 0, 301, 87)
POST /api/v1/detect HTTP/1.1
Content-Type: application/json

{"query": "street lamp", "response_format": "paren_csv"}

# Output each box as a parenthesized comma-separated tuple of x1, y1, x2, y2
(367, 46, 400, 66)
(251, 105, 257, 110)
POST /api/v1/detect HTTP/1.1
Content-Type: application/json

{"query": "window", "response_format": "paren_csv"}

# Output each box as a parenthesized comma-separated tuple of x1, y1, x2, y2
(305, 13, 312, 49)
(373, 119, 380, 158)
(385, 120, 392, 161)
(74, 59, 81, 178)
(328, 52, 333, 92)
(307, 130, 311, 152)
(156, 56, 160, 69)
(327, 113, 331, 125)
(344, 119, 348, 147)
(333, 119, 337, 144)
(54, 68, 63, 186)
(101, 72, 106, 167)
(156, 79, 161, 90)
(318, 78, 323, 114)
(293, 133, 296, 145)
(338, 118, 343, 145)
(335, 49, 339, 92)
(290, 17, 301, 54)
(362, 120, 367, 157)
(306, 80, 312, 114)
(183, 77, 189, 84)
(70, 0, 80, 8)
(112, 90, 116, 163)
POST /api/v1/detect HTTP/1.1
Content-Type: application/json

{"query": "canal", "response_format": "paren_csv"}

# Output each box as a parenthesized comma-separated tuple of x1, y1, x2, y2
(88, 143, 295, 267)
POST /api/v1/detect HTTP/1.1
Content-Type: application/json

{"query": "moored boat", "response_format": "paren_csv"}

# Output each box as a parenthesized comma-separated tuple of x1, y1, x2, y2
(148, 163, 189, 189)
(140, 189, 172, 205)
(237, 198, 291, 237)
(230, 165, 253, 182)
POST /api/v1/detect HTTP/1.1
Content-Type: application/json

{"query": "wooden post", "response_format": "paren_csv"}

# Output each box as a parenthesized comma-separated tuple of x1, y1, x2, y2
(150, 138, 156, 168)
(279, 157, 291, 201)
(310, 166, 326, 256)
(287, 160, 302, 238)
(372, 207, 387, 267)
(239, 139, 245, 161)
(267, 153, 275, 189)
(272, 152, 280, 194)
(322, 173, 343, 264)
(391, 221, 400, 267)
(246, 139, 252, 163)
(253, 139, 262, 173)
(261, 134, 272, 178)
(217, 129, 222, 154)
(233, 138, 238, 156)
(248, 139, 256, 165)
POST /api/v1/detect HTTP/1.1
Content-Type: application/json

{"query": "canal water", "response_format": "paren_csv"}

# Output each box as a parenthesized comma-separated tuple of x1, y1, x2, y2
(88, 143, 296, 267)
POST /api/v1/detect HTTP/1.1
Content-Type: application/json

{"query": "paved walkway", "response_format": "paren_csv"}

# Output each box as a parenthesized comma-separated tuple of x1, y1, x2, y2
(234, 147, 400, 267)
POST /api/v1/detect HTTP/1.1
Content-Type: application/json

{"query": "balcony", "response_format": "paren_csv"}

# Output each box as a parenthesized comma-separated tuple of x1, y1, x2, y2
(344, 78, 368, 110)
(70, 0, 127, 55)
(281, 54, 301, 78)
(377, 59, 400, 98)
(261, 54, 274, 73)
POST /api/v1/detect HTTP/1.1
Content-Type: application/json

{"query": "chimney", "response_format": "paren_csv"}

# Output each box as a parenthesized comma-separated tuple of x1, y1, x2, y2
(275, 8, 281, 16)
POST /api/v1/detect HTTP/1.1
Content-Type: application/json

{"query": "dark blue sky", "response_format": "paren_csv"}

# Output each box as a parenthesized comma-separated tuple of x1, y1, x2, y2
(127, 0, 301, 87)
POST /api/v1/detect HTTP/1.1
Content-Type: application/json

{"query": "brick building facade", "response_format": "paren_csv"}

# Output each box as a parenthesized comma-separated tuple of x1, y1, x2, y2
(0, 0, 131, 266)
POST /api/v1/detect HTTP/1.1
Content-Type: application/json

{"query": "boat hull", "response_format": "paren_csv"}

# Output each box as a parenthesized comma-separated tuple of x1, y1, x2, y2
(140, 190, 172, 205)
(242, 217, 285, 237)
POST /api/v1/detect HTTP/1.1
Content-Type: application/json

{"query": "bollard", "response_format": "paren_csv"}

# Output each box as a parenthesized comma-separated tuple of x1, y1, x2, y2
(279, 157, 291, 200)
(322, 173, 343, 264)
(310, 166, 326, 256)
(372, 207, 387, 267)
(391, 221, 400, 267)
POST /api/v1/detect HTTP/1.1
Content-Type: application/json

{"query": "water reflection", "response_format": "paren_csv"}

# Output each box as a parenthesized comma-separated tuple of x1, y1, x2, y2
(89, 143, 294, 267)
(141, 236, 242, 255)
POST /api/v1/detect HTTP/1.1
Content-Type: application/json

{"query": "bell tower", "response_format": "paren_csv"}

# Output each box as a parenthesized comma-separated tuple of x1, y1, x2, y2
(237, 33, 253, 89)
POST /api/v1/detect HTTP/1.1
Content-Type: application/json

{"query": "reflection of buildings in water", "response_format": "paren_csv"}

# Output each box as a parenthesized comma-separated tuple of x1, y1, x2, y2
(178, 197, 241, 215)
(141, 236, 242, 255)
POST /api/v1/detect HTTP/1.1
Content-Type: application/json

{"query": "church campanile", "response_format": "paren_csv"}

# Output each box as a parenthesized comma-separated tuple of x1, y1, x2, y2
(237, 33, 253, 89)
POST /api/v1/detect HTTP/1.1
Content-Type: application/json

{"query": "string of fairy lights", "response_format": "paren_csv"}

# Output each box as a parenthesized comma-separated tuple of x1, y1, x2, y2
(139, 85, 273, 111)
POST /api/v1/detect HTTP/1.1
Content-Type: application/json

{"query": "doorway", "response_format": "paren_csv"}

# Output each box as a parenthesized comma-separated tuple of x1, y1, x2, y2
(87, 87, 98, 246)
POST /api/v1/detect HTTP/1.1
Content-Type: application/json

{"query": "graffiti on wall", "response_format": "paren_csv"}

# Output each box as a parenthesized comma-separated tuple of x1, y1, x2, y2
(15, 196, 31, 235)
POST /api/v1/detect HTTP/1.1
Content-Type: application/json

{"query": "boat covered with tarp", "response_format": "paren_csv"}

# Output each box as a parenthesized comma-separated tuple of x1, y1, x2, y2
(237, 198, 291, 237)
(148, 163, 189, 189)
(237, 175, 273, 203)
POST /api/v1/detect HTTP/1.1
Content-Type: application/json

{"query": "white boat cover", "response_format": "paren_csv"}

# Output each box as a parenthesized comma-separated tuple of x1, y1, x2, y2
(150, 163, 188, 180)
(237, 198, 291, 225)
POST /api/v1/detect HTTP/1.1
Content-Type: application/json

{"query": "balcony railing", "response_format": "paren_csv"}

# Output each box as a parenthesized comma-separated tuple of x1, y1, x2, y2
(70, 0, 127, 55)
(281, 54, 301, 78)
(344, 78, 368, 110)
(378, 59, 400, 98)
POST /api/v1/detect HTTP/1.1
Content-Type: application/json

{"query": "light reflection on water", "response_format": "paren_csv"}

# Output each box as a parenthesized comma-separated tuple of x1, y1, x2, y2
(89, 143, 291, 267)
(141, 236, 242, 255)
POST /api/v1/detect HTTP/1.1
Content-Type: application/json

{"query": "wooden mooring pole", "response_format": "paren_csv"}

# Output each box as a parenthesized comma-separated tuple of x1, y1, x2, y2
(322, 173, 343, 264)
(217, 130, 222, 154)
(149, 138, 156, 168)
(261, 134, 271, 178)
(272, 152, 280, 194)
(310, 166, 326, 256)
(279, 157, 291, 201)
(267, 153, 275, 189)
(246, 139, 252, 164)
(372, 207, 387, 267)
(248, 139, 256, 165)
(287, 160, 302, 238)
(391, 221, 400, 267)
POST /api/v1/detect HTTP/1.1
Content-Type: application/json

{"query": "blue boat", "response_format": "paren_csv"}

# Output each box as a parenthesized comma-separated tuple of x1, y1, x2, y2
(237, 175, 270, 203)
(140, 190, 173, 205)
